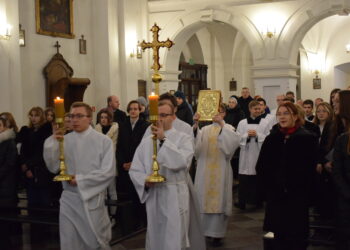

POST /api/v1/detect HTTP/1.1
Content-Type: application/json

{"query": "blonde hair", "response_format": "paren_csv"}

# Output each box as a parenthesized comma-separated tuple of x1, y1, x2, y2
(313, 102, 334, 125)
(28, 107, 46, 128)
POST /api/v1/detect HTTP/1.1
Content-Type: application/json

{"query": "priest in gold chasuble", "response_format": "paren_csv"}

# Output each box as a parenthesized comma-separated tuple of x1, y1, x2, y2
(193, 104, 240, 242)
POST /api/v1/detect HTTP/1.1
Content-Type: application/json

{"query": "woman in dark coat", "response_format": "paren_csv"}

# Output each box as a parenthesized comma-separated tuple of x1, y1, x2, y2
(224, 96, 245, 129)
(313, 102, 335, 218)
(332, 90, 350, 250)
(0, 116, 18, 249)
(174, 91, 193, 126)
(17, 107, 53, 209)
(116, 100, 149, 229)
(256, 102, 318, 250)
(224, 96, 245, 181)
(0, 116, 18, 206)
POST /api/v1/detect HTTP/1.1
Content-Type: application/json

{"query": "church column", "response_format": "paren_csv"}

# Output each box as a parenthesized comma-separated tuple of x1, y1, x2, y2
(90, 0, 122, 111)
(158, 70, 181, 94)
(251, 63, 299, 110)
(116, 0, 149, 108)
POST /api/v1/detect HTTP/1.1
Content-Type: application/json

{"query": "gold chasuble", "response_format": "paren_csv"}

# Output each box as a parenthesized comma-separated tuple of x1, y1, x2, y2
(204, 125, 222, 213)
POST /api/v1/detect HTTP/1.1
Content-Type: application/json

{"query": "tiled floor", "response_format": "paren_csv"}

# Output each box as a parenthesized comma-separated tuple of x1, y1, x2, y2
(112, 205, 335, 250)
(8, 198, 335, 249)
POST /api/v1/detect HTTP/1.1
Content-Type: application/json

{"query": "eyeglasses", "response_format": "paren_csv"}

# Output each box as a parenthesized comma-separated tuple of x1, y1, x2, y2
(276, 111, 291, 117)
(158, 113, 173, 118)
(69, 114, 89, 119)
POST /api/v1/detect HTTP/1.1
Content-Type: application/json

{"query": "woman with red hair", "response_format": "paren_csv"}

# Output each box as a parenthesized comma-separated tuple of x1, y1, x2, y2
(256, 102, 318, 250)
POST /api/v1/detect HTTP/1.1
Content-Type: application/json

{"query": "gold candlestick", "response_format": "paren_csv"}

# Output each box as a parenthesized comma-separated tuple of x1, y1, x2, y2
(146, 93, 166, 183)
(53, 97, 72, 182)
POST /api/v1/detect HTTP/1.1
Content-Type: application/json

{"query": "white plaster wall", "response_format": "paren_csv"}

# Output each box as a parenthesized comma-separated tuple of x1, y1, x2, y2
(0, 0, 23, 125)
(16, 0, 149, 125)
(334, 68, 349, 89)
(18, 0, 97, 125)
(300, 15, 350, 102)
(213, 36, 225, 99)
(118, 0, 148, 107)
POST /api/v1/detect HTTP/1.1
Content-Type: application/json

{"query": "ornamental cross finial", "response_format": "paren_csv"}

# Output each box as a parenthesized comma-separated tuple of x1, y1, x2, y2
(139, 23, 174, 72)
(54, 41, 61, 54)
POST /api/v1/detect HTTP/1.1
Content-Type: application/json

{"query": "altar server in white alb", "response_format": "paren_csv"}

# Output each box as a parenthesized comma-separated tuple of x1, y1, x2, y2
(235, 100, 270, 210)
(129, 101, 206, 250)
(193, 104, 240, 246)
(44, 102, 115, 250)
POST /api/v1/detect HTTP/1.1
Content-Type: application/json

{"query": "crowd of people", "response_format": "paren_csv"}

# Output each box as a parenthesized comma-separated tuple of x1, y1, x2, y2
(0, 86, 349, 250)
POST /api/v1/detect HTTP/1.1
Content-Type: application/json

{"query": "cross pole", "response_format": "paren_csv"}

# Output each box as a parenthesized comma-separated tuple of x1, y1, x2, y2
(140, 23, 174, 73)
(54, 41, 61, 54)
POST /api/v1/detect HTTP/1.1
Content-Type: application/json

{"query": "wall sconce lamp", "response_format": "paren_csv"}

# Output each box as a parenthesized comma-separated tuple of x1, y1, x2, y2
(0, 23, 12, 40)
(136, 42, 142, 59)
(261, 28, 276, 39)
(19, 24, 25, 47)
(314, 70, 320, 78)
(130, 42, 142, 59)
(346, 44, 350, 53)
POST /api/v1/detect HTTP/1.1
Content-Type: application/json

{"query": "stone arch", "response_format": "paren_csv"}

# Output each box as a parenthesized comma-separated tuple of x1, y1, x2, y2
(159, 9, 263, 75)
(277, 0, 350, 65)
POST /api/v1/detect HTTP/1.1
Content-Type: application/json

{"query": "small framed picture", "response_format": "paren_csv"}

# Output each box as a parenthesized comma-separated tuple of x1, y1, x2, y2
(229, 78, 237, 91)
(79, 35, 86, 54)
(313, 78, 321, 89)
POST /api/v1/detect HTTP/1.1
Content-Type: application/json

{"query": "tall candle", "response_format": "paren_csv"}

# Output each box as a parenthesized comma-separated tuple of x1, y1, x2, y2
(148, 92, 159, 121)
(54, 97, 65, 120)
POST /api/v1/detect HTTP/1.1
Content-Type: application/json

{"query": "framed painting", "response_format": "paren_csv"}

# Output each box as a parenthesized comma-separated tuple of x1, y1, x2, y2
(197, 90, 221, 121)
(35, 0, 75, 39)
(313, 78, 321, 89)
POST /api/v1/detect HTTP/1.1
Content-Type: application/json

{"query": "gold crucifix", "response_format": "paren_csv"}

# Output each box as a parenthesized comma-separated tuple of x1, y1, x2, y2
(140, 23, 174, 73)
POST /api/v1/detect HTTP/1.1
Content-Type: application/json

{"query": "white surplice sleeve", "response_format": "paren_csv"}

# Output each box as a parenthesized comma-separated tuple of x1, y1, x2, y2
(256, 120, 270, 143)
(194, 127, 206, 160)
(43, 135, 60, 174)
(237, 120, 249, 146)
(129, 140, 150, 203)
(157, 133, 194, 171)
(76, 137, 116, 201)
(217, 124, 240, 159)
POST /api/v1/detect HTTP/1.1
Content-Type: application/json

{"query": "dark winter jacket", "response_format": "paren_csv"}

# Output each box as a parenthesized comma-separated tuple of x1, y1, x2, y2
(238, 96, 253, 118)
(224, 106, 245, 129)
(17, 122, 52, 187)
(113, 109, 127, 125)
(176, 102, 193, 126)
(116, 117, 149, 194)
(256, 127, 318, 238)
(332, 133, 350, 237)
(0, 129, 18, 206)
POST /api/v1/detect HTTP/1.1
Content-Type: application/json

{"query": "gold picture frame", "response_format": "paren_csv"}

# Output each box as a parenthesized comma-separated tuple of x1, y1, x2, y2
(197, 90, 221, 121)
(35, 0, 75, 39)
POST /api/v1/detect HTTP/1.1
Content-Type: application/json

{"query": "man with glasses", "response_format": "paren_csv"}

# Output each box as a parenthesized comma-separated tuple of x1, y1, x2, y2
(142, 93, 193, 140)
(44, 102, 115, 250)
(129, 101, 205, 250)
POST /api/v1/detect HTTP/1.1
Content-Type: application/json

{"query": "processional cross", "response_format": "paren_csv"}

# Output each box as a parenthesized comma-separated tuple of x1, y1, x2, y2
(139, 23, 174, 94)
